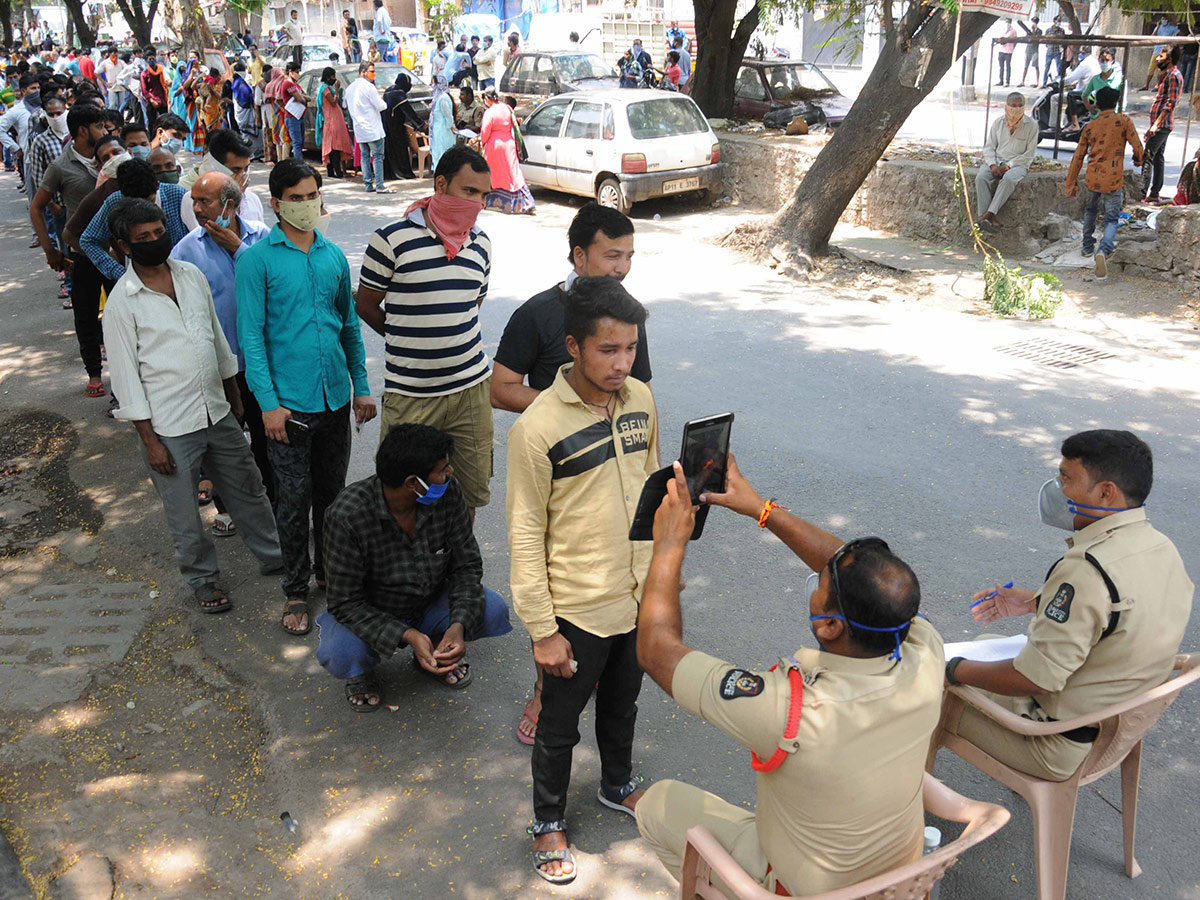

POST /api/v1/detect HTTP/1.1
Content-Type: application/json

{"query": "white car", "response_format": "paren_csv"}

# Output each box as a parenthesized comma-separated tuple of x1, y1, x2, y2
(519, 90, 723, 214)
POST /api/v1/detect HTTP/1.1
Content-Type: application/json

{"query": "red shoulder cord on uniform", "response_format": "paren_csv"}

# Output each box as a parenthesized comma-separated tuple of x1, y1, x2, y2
(750, 665, 804, 773)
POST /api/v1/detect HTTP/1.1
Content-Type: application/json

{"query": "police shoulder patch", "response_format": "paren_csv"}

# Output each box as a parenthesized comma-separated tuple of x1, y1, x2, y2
(719, 669, 764, 700)
(1046, 583, 1074, 623)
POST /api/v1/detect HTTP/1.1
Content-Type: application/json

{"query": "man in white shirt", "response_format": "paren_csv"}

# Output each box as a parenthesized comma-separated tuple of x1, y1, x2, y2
(475, 35, 497, 88)
(372, 0, 393, 62)
(974, 92, 1040, 232)
(344, 61, 391, 194)
(104, 197, 282, 614)
(179, 128, 266, 228)
(98, 47, 124, 109)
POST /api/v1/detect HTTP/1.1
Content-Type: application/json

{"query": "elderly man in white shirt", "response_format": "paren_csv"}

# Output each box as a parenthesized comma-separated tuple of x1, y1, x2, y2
(104, 197, 282, 615)
(975, 91, 1040, 232)
(344, 61, 391, 194)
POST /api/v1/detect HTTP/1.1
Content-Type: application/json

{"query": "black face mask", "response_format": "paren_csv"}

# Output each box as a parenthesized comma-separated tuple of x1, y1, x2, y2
(1158, 59, 1170, 70)
(127, 233, 172, 267)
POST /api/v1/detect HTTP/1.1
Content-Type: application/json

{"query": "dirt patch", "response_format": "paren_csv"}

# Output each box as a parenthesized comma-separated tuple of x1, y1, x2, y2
(0, 599, 291, 898)
(0, 410, 102, 556)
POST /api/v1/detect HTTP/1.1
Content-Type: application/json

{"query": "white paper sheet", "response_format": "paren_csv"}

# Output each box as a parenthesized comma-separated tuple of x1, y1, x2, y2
(943, 634, 1028, 663)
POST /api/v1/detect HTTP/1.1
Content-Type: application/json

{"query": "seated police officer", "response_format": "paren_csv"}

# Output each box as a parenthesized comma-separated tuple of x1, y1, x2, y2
(631, 456, 944, 896)
(950, 429, 1193, 780)
(315, 424, 512, 711)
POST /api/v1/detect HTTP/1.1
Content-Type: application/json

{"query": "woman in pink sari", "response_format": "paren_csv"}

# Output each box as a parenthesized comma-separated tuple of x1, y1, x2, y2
(479, 86, 535, 214)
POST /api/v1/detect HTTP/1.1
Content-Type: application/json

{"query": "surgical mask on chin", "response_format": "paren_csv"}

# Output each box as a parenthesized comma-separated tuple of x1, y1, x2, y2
(214, 200, 234, 229)
(277, 197, 323, 231)
(129, 144, 152, 161)
(415, 477, 448, 506)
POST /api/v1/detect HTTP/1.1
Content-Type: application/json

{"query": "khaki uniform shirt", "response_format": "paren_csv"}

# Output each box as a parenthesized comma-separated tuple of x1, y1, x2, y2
(1014, 507, 1193, 722)
(507, 365, 658, 642)
(671, 617, 945, 894)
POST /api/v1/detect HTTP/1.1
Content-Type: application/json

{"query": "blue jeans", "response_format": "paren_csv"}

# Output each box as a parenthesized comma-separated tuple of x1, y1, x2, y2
(285, 114, 304, 160)
(315, 586, 513, 679)
(1083, 188, 1122, 258)
(361, 137, 386, 189)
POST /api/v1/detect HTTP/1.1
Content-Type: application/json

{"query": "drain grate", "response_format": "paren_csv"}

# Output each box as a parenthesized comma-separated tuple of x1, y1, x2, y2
(994, 338, 1117, 369)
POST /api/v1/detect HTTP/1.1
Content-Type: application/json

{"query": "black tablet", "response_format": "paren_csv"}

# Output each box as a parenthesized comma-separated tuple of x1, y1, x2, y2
(628, 465, 712, 542)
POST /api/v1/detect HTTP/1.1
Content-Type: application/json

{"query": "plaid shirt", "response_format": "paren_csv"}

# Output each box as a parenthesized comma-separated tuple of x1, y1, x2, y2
(1150, 65, 1184, 131)
(323, 474, 484, 656)
(27, 128, 66, 199)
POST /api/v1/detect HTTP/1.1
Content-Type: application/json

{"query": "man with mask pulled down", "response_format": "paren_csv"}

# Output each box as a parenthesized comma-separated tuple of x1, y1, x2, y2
(355, 145, 495, 517)
(631, 456, 945, 896)
(949, 430, 1193, 782)
(236, 159, 377, 639)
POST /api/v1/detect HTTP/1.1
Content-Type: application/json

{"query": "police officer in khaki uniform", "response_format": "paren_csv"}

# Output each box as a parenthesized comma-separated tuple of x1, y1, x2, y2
(950, 429, 1193, 781)
(630, 457, 945, 896)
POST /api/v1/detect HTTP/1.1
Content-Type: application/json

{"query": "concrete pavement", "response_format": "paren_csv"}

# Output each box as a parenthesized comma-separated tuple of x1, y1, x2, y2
(0, 165, 1198, 899)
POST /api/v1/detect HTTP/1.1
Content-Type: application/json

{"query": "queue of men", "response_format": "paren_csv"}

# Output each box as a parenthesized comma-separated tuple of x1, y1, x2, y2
(7, 47, 1196, 897)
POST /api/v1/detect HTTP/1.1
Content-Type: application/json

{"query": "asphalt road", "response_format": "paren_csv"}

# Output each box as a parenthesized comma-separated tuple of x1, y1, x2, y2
(1, 165, 1198, 900)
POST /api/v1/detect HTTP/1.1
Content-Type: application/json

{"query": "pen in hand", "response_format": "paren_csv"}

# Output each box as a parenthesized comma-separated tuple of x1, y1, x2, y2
(970, 581, 1015, 610)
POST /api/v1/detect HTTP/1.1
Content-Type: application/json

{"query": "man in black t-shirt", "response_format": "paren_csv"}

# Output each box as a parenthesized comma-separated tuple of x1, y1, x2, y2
(492, 202, 654, 746)
(492, 203, 652, 413)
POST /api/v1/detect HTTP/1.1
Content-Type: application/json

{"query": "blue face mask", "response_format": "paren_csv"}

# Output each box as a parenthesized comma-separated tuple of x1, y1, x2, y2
(164, 136, 183, 154)
(214, 200, 233, 229)
(804, 571, 914, 662)
(129, 144, 152, 161)
(415, 476, 448, 506)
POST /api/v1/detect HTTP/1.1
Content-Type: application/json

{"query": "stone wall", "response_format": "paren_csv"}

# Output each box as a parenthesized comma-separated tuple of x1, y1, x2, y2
(1111, 206, 1200, 280)
(718, 130, 1143, 257)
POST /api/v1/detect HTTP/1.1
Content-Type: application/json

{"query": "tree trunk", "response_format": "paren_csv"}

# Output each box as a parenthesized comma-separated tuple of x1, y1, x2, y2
(61, 0, 95, 48)
(113, 0, 159, 47)
(1057, 0, 1081, 35)
(65, 12, 73, 47)
(163, 0, 215, 56)
(0, 0, 11, 46)
(762, 9, 997, 263)
(690, 0, 759, 117)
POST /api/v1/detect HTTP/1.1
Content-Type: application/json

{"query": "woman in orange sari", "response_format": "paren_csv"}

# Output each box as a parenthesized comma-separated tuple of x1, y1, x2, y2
(263, 66, 290, 160)
(194, 67, 225, 152)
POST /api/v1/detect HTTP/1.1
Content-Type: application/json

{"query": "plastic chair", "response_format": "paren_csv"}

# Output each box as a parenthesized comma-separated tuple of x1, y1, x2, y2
(678, 774, 1010, 900)
(415, 132, 432, 178)
(927, 653, 1200, 900)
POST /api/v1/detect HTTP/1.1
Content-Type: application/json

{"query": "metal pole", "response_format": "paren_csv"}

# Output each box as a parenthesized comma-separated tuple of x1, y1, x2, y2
(984, 37, 995, 138)
(1053, 48, 1065, 161)
(1182, 37, 1199, 168)
(1120, 44, 1130, 113)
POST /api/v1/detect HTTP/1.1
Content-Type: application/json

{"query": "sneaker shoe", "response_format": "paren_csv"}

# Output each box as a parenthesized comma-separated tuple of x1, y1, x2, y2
(375, 187, 395, 194)
(1081, 248, 1095, 259)
(1095, 252, 1108, 280)
(365, 186, 376, 193)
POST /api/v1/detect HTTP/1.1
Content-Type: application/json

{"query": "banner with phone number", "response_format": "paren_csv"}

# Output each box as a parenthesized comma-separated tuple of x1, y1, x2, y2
(961, 0, 1036, 18)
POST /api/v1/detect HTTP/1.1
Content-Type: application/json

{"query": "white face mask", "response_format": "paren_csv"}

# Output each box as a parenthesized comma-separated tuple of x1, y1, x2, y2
(197, 153, 233, 178)
(47, 111, 68, 137)
(101, 150, 131, 179)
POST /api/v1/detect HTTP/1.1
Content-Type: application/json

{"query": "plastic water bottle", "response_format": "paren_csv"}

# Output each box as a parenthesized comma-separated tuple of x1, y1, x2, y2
(923, 826, 942, 900)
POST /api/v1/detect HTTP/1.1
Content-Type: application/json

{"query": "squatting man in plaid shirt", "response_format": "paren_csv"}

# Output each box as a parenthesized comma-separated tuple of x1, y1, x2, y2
(315, 424, 512, 711)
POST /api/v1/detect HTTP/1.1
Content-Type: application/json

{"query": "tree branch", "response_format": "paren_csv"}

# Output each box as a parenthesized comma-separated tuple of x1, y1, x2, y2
(882, 0, 894, 41)
(733, 1, 760, 53)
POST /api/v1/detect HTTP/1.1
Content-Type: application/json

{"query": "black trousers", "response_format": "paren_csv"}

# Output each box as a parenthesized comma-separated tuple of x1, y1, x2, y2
(266, 403, 351, 600)
(532, 619, 643, 823)
(74, 254, 113, 378)
(212, 371, 277, 514)
(1143, 128, 1171, 199)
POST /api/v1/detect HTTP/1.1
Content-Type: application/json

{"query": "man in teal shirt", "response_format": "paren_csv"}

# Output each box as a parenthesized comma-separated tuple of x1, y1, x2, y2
(1083, 48, 1123, 120)
(236, 159, 377, 636)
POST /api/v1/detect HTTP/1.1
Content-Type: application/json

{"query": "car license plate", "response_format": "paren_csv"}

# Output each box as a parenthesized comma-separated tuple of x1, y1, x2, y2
(662, 176, 700, 194)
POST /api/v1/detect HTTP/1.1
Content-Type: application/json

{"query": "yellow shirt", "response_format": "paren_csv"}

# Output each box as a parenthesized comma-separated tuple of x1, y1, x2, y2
(671, 617, 945, 894)
(249, 55, 264, 87)
(506, 365, 658, 642)
(1014, 507, 1193, 721)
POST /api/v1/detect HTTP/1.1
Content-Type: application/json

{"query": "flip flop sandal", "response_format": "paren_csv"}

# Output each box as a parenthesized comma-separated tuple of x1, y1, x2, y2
(211, 513, 237, 537)
(62, 298, 73, 309)
(197, 486, 213, 506)
(528, 820, 576, 885)
(345, 675, 382, 713)
(516, 697, 538, 746)
(280, 599, 312, 636)
(597, 775, 644, 818)
(411, 654, 472, 689)
(193, 584, 232, 615)
(85, 382, 107, 397)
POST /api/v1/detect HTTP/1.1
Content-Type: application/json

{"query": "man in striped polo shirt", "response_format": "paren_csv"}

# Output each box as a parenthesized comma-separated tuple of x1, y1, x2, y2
(356, 145, 495, 512)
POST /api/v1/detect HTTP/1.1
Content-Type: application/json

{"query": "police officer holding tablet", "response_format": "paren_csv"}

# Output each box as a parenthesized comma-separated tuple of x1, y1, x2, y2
(950, 429, 1193, 781)
(631, 455, 945, 896)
